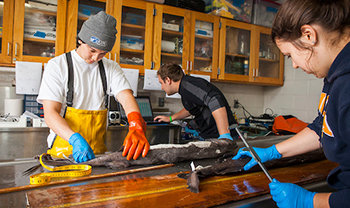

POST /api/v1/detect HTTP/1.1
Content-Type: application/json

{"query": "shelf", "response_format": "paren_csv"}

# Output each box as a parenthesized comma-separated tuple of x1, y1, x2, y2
(259, 58, 279, 62)
(225, 53, 249, 58)
(161, 52, 182, 58)
(162, 30, 182, 36)
(121, 23, 145, 30)
(194, 56, 212, 61)
(26, 9, 57, 16)
(24, 37, 55, 44)
(120, 48, 144, 54)
(195, 35, 212, 40)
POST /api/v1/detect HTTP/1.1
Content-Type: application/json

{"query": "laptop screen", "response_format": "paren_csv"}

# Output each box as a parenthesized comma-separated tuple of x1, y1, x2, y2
(117, 96, 154, 121)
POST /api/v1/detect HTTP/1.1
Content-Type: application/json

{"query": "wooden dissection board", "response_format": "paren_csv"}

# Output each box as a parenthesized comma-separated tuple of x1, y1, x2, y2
(27, 160, 337, 208)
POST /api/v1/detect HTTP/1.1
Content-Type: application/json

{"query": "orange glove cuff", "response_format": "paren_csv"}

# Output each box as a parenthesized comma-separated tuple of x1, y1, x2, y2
(127, 111, 146, 132)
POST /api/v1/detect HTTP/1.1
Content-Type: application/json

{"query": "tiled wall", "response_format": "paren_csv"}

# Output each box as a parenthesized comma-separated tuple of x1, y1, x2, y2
(263, 57, 323, 123)
(0, 58, 323, 123)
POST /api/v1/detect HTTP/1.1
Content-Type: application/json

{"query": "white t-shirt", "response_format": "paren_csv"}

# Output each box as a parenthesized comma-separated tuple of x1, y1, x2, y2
(37, 49, 131, 146)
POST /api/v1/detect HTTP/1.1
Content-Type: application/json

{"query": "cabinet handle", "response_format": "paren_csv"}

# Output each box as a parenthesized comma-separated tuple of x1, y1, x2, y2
(256, 68, 259, 77)
(7, 43, 10, 56)
(108, 53, 111, 60)
(186, 61, 189, 73)
(15, 43, 18, 56)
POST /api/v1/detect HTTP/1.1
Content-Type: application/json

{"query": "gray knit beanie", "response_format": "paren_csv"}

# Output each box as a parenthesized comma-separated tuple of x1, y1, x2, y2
(78, 11, 117, 52)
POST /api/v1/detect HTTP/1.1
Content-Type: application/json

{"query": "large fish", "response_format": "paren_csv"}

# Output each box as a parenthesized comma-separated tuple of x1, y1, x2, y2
(23, 139, 237, 176)
(178, 149, 326, 193)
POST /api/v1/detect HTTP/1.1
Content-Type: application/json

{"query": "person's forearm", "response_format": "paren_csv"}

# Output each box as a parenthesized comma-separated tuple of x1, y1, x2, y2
(172, 108, 191, 120)
(43, 100, 75, 142)
(212, 107, 230, 135)
(116, 89, 140, 115)
(276, 127, 321, 158)
(314, 193, 331, 208)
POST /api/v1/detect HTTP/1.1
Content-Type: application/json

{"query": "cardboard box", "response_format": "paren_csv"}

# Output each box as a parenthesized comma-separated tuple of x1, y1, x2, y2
(195, 20, 213, 31)
(162, 22, 180, 32)
(23, 28, 56, 40)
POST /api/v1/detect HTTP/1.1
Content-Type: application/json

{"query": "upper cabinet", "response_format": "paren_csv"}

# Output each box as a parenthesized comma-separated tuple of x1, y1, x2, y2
(0, 0, 66, 65)
(0, 0, 284, 86)
(218, 18, 283, 86)
(251, 25, 284, 85)
(152, 4, 190, 73)
(187, 11, 220, 80)
(218, 18, 252, 83)
(152, 5, 220, 79)
(66, 0, 153, 74)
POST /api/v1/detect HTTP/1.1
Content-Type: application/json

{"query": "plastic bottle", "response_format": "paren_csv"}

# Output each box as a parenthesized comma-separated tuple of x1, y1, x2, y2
(239, 35, 246, 55)
(243, 60, 249, 75)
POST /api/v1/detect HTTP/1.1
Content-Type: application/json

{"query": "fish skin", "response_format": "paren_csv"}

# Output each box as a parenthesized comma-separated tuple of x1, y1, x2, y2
(23, 139, 238, 175)
(84, 138, 238, 168)
(182, 149, 326, 193)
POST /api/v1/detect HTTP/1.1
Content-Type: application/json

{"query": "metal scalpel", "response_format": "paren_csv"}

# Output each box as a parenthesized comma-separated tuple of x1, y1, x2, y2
(229, 124, 273, 182)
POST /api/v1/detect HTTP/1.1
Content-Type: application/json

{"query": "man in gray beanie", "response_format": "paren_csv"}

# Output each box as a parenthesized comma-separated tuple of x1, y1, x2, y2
(37, 11, 150, 163)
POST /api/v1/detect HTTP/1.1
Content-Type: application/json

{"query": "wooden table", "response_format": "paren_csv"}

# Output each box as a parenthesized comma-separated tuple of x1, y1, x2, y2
(26, 160, 337, 208)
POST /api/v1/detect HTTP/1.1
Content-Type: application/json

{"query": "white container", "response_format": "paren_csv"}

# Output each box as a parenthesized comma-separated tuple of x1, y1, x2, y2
(195, 20, 213, 31)
(162, 22, 180, 32)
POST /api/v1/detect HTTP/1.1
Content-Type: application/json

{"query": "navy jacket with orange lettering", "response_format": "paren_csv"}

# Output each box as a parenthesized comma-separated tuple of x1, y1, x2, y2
(308, 42, 350, 207)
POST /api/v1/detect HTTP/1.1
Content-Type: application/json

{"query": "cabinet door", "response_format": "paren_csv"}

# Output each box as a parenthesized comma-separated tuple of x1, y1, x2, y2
(65, 0, 107, 52)
(153, 4, 190, 71)
(12, 0, 66, 63)
(218, 18, 252, 83)
(0, 0, 14, 64)
(188, 11, 219, 80)
(115, 0, 154, 74)
(251, 26, 284, 86)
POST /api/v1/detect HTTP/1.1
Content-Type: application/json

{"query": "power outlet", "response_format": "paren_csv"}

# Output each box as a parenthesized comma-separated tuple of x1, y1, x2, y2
(233, 100, 240, 108)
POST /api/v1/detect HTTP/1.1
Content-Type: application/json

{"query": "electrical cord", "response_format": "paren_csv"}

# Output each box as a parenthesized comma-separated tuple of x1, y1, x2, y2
(235, 101, 271, 131)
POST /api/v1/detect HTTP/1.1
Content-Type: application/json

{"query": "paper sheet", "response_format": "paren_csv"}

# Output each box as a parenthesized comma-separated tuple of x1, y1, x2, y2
(15, 61, 42, 94)
(122, 68, 139, 97)
(143, 69, 162, 91)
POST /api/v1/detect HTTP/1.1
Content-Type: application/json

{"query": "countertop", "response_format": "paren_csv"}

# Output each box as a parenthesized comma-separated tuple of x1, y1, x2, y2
(0, 135, 335, 207)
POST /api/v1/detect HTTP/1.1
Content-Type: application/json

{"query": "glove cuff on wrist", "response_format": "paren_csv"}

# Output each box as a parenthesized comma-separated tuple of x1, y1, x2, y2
(69, 132, 81, 145)
(270, 145, 282, 160)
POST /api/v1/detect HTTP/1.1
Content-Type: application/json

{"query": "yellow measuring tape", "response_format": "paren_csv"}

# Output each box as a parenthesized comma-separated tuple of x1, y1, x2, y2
(30, 153, 92, 185)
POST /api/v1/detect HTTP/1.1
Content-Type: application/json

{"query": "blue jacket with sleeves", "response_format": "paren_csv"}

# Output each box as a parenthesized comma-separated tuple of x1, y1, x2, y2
(308, 42, 350, 207)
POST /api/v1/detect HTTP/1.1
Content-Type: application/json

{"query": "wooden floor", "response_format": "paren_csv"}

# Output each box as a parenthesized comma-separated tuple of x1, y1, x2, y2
(27, 160, 337, 208)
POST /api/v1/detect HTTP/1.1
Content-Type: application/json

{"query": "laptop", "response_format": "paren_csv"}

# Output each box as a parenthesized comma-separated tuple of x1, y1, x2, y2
(117, 96, 169, 125)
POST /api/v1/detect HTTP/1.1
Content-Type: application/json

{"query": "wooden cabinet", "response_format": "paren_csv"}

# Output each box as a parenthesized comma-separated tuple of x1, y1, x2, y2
(218, 18, 284, 86)
(66, 0, 153, 74)
(0, 0, 66, 65)
(152, 4, 190, 72)
(1, 0, 284, 86)
(152, 5, 220, 79)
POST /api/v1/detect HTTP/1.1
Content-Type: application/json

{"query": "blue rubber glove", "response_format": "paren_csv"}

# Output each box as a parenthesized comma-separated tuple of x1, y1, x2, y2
(218, 133, 233, 141)
(184, 126, 199, 137)
(232, 145, 282, 171)
(269, 178, 316, 208)
(68, 133, 95, 163)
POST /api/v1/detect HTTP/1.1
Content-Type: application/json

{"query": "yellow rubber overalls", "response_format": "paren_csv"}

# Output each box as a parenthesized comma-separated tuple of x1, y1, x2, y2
(47, 52, 108, 158)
